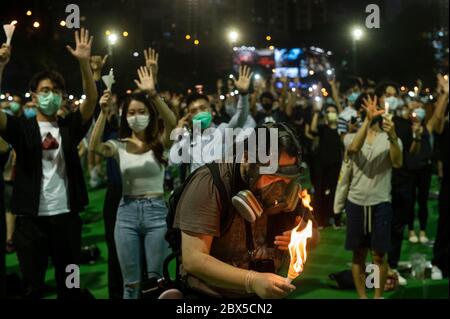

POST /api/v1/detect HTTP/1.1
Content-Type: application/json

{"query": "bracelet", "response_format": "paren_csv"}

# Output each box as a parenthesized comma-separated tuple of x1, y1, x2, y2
(245, 270, 256, 294)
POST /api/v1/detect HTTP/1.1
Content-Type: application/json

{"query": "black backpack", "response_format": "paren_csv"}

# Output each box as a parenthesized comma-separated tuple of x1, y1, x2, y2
(164, 163, 235, 284)
(165, 163, 234, 252)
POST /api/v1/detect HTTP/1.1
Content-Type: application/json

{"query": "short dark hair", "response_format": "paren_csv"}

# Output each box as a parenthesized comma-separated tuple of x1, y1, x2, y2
(354, 93, 376, 112)
(260, 91, 275, 103)
(28, 70, 66, 93)
(325, 103, 339, 113)
(342, 78, 362, 93)
(375, 81, 399, 98)
(185, 93, 209, 108)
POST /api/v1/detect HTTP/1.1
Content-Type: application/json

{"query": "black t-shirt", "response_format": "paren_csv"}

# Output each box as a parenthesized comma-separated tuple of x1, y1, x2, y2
(405, 125, 433, 170)
(2, 111, 91, 216)
(315, 125, 342, 167)
(392, 116, 413, 187)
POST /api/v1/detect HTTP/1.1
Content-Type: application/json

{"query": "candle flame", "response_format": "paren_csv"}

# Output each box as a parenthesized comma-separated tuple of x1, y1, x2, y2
(10, 21, 18, 26)
(299, 189, 313, 212)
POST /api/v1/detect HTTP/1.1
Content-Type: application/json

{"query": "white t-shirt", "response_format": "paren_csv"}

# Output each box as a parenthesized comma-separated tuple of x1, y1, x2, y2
(38, 121, 70, 216)
(344, 132, 403, 206)
(107, 140, 165, 196)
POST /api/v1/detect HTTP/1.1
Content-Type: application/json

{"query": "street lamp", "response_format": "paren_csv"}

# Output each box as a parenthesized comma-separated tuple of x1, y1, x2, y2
(351, 27, 364, 74)
(228, 30, 239, 43)
(107, 33, 118, 63)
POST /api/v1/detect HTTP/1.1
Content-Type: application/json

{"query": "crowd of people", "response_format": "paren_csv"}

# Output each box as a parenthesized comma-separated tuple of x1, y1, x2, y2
(0, 28, 448, 300)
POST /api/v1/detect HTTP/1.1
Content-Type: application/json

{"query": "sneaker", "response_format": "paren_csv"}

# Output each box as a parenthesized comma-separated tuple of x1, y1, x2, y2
(419, 235, 429, 244)
(409, 231, 419, 243)
(393, 269, 407, 286)
(431, 266, 443, 280)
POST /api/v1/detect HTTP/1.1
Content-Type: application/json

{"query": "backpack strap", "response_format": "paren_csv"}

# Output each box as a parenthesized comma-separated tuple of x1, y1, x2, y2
(205, 163, 234, 236)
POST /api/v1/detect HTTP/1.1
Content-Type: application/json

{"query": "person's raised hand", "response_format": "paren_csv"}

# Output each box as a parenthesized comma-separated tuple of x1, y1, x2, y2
(144, 48, 159, 78)
(0, 44, 11, 68)
(437, 74, 449, 95)
(99, 90, 112, 112)
(382, 116, 397, 140)
(66, 28, 93, 61)
(90, 55, 108, 72)
(250, 272, 296, 299)
(412, 121, 423, 137)
(177, 113, 191, 129)
(134, 66, 156, 94)
(362, 95, 384, 122)
(234, 65, 253, 95)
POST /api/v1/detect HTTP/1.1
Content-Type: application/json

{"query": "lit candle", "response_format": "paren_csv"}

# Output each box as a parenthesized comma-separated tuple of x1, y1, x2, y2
(385, 101, 389, 115)
(3, 20, 17, 46)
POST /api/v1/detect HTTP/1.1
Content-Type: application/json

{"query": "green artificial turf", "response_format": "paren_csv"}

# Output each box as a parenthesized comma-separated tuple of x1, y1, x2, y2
(5, 176, 449, 299)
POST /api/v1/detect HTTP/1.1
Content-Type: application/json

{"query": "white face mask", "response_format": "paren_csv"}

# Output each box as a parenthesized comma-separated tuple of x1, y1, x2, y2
(127, 115, 150, 133)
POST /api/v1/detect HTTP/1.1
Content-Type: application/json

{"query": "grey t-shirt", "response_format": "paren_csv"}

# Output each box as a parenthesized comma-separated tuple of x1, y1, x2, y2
(344, 132, 403, 206)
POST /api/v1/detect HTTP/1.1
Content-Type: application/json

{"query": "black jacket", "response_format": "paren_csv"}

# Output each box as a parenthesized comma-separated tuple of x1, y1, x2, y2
(2, 111, 91, 216)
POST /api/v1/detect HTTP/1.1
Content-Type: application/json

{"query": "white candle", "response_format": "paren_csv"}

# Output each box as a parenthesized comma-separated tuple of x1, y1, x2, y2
(385, 101, 389, 115)
(102, 68, 115, 91)
(3, 21, 17, 46)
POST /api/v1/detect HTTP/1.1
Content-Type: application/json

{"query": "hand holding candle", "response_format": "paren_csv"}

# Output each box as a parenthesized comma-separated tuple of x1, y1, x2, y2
(3, 21, 17, 46)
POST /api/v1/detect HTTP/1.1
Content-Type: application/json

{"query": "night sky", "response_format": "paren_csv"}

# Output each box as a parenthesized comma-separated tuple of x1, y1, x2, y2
(1, 0, 448, 96)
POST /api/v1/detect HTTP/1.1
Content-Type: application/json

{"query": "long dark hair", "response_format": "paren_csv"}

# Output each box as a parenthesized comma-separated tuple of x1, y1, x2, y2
(119, 92, 167, 165)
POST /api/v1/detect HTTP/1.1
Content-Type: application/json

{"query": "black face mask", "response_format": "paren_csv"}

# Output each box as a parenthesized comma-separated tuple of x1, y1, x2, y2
(262, 103, 273, 112)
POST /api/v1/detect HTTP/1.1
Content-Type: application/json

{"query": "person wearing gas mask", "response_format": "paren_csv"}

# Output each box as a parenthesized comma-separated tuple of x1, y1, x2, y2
(255, 91, 287, 125)
(310, 102, 343, 228)
(0, 29, 98, 299)
(344, 93, 403, 299)
(89, 66, 176, 299)
(172, 123, 320, 299)
(169, 66, 253, 175)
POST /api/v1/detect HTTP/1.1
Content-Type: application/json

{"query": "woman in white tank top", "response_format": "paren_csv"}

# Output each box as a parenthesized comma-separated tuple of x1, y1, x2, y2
(89, 64, 176, 299)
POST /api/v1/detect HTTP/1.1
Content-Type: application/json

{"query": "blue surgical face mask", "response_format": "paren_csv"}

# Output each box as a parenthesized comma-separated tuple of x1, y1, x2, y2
(415, 108, 426, 121)
(37, 92, 63, 116)
(347, 92, 360, 104)
(24, 108, 37, 119)
(385, 96, 399, 113)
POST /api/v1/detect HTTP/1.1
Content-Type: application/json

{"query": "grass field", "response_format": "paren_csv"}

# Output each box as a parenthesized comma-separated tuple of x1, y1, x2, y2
(5, 177, 449, 299)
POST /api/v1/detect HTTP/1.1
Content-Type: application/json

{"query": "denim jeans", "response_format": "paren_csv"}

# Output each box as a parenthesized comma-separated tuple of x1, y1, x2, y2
(114, 197, 169, 299)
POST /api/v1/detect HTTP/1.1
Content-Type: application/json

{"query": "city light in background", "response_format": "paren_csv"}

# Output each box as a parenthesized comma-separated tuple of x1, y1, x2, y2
(227, 30, 239, 43)
(351, 27, 364, 41)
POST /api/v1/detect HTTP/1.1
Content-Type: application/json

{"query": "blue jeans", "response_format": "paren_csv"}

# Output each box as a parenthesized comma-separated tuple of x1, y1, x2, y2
(114, 197, 169, 299)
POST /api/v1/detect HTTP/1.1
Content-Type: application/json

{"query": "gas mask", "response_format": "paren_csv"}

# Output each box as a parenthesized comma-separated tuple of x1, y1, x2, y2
(231, 124, 303, 222)
(232, 163, 302, 222)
